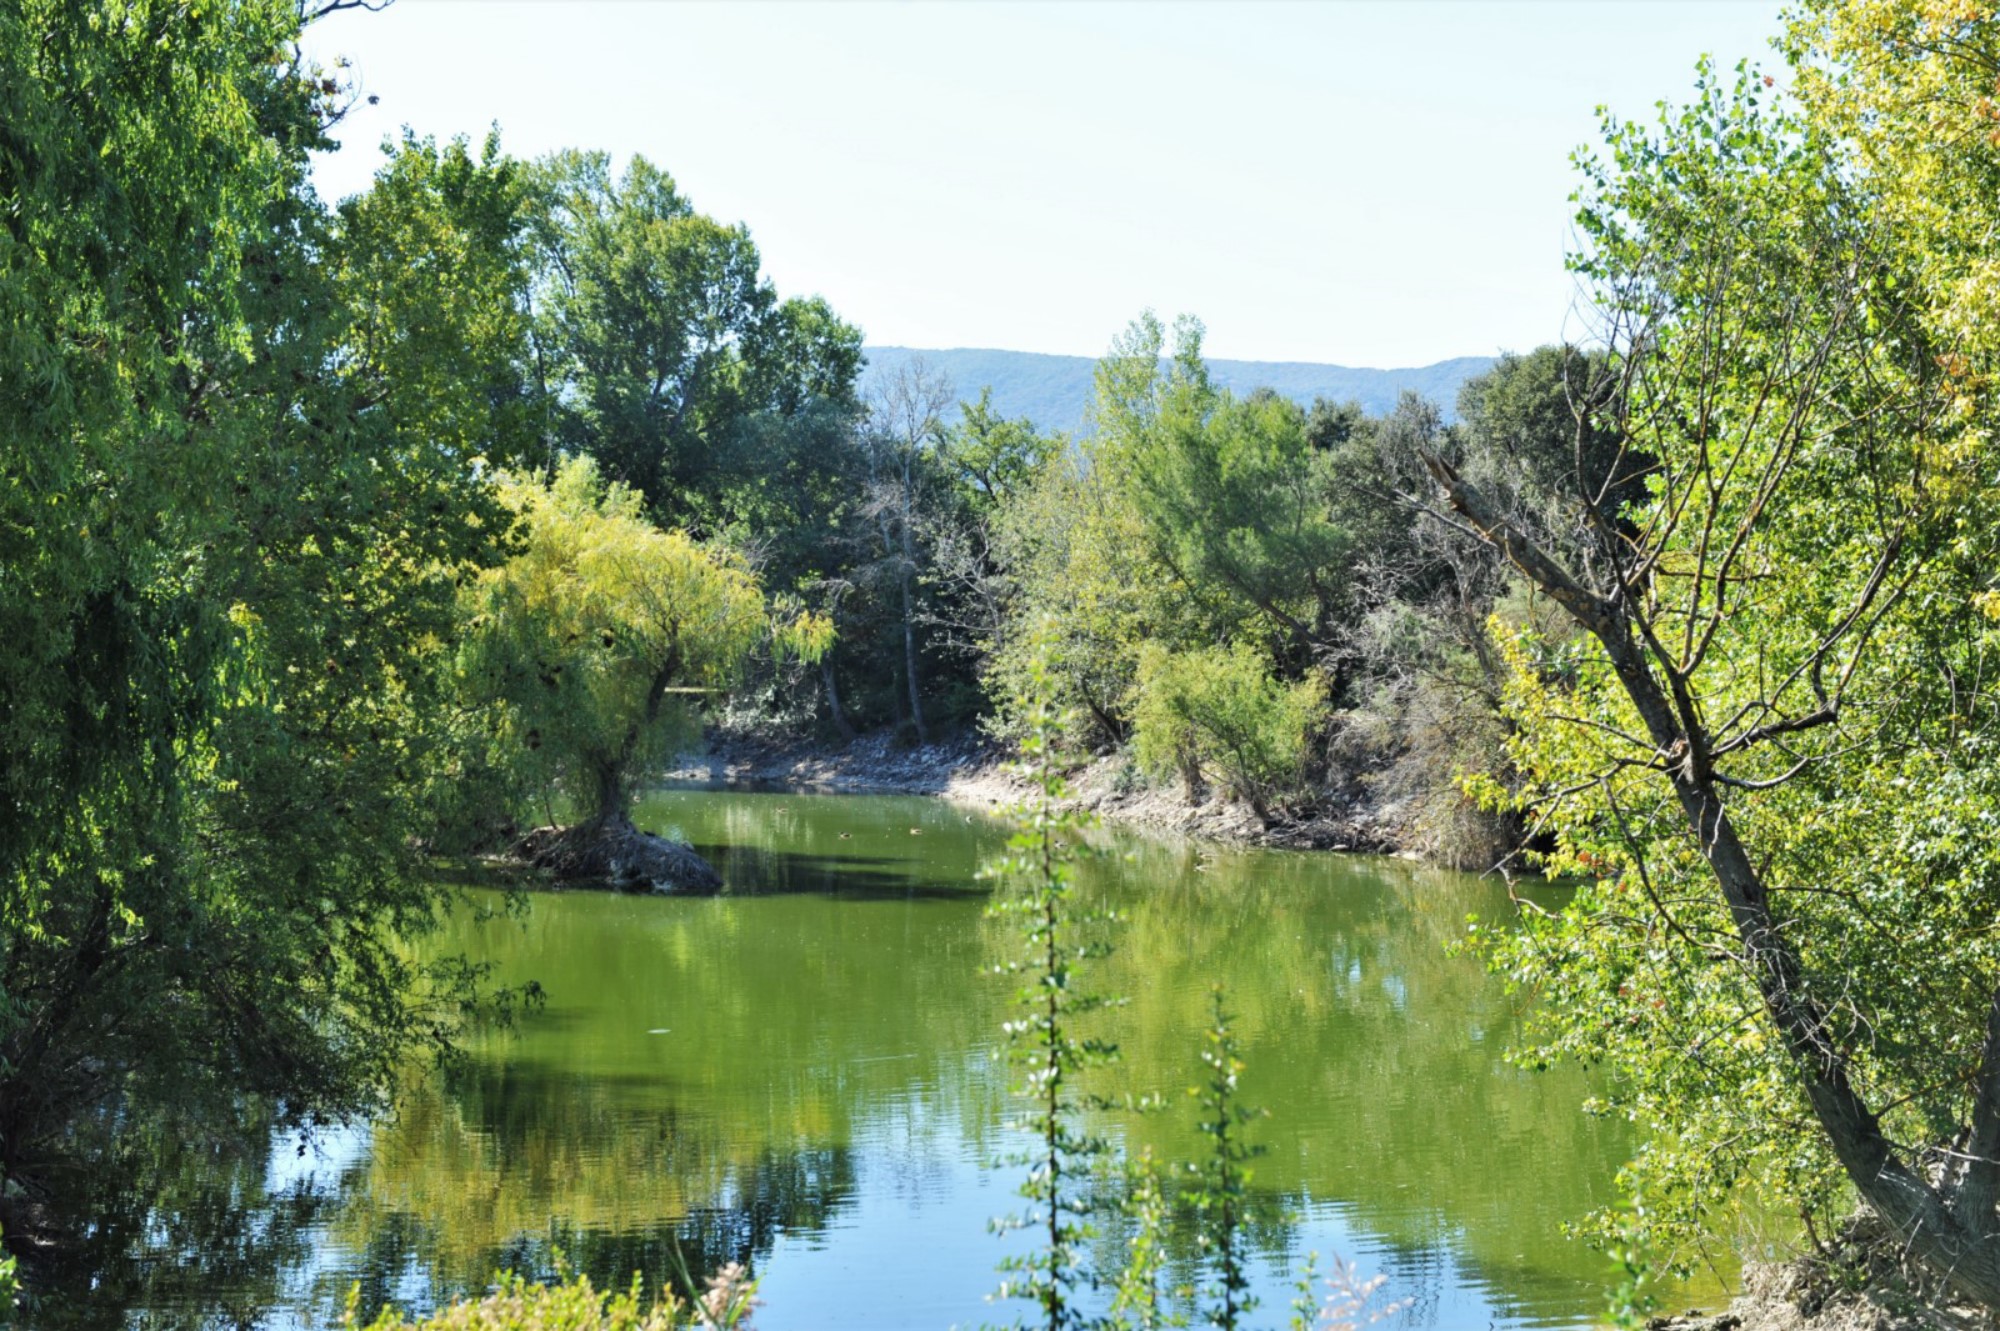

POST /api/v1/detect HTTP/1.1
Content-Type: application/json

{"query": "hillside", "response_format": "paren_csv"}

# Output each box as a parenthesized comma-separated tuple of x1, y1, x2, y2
(858, 345, 1499, 433)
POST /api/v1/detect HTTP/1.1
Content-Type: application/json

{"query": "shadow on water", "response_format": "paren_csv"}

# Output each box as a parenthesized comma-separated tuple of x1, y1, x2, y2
(689, 845, 978, 901)
(18, 1103, 334, 1330)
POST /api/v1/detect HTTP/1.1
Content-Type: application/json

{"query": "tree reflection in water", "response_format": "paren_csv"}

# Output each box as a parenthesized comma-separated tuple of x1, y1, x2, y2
(9, 788, 1684, 1329)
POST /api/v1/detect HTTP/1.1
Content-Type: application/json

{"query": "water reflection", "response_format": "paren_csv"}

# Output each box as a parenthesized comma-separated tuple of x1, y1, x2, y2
(20, 786, 1659, 1328)
(22, 1104, 335, 1330)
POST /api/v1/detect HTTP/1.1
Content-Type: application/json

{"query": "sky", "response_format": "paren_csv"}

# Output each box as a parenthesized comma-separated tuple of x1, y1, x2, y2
(300, 1, 1788, 369)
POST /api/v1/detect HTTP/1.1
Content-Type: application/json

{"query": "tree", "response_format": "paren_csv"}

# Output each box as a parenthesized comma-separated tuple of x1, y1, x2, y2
(1331, 366, 1615, 869)
(1430, 38, 2000, 1301)
(941, 387, 1062, 514)
(1131, 643, 1323, 823)
(0, 0, 514, 1204)
(863, 356, 954, 743)
(524, 151, 862, 533)
(903, 391, 1065, 701)
(334, 130, 542, 472)
(460, 458, 829, 884)
(1095, 314, 1354, 669)
(988, 441, 1167, 750)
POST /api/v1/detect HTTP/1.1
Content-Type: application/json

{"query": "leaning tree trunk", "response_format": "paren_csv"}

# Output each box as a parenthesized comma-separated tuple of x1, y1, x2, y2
(1421, 454, 2000, 1307)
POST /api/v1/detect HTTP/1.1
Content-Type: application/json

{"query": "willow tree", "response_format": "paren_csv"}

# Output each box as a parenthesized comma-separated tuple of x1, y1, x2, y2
(1427, 19, 2000, 1304)
(461, 457, 829, 887)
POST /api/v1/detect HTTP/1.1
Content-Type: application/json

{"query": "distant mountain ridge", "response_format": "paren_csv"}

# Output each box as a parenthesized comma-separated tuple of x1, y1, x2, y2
(858, 345, 1499, 434)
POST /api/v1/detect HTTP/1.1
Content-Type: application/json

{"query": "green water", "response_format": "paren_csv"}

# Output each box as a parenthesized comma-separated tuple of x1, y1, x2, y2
(72, 785, 1661, 1328)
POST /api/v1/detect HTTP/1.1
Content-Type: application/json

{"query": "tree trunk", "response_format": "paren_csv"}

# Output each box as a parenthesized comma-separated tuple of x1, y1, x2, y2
(897, 451, 929, 745)
(1177, 739, 1203, 805)
(591, 758, 625, 828)
(900, 569, 928, 744)
(821, 658, 857, 742)
(1419, 453, 2000, 1307)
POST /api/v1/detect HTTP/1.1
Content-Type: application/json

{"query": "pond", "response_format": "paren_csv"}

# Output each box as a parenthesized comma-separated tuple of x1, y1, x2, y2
(59, 785, 1682, 1328)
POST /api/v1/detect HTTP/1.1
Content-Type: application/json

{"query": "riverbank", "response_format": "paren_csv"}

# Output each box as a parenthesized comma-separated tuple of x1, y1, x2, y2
(662, 727, 1408, 855)
(1646, 1214, 1992, 1331)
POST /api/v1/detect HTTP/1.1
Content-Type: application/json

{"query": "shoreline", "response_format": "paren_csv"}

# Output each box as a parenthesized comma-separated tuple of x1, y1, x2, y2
(662, 727, 1408, 855)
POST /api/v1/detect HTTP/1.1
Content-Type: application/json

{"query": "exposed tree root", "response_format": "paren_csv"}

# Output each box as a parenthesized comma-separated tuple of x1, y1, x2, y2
(513, 814, 722, 893)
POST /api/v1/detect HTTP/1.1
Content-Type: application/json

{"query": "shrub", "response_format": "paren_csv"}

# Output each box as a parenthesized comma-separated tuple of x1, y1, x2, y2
(342, 1263, 757, 1331)
(1132, 643, 1323, 822)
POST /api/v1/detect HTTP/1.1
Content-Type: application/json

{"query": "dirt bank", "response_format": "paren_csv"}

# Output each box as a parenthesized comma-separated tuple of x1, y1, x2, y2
(662, 728, 1407, 854)
(1649, 1218, 1997, 1331)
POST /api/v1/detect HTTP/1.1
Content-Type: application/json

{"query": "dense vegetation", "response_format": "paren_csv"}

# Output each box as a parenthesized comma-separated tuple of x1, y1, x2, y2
(0, 0, 518, 1227)
(12, 0, 2000, 1322)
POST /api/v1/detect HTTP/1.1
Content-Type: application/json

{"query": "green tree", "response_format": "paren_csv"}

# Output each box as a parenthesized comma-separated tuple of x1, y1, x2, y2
(525, 151, 862, 533)
(987, 447, 1167, 749)
(334, 130, 542, 472)
(1132, 643, 1323, 823)
(1095, 314, 1354, 666)
(941, 387, 1062, 515)
(1435, 31, 2000, 1302)
(460, 458, 829, 846)
(0, 0, 514, 1201)
(902, 389, 1066, 717)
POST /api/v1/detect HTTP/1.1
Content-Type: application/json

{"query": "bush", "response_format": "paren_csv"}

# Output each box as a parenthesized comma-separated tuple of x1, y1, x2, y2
(1131, 644, 1323, 822)
(343, 1264, 758, 1331)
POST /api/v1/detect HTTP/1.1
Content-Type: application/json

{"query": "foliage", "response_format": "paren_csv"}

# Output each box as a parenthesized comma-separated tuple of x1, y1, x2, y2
(339, 1266, 762, 1331)
(987, 449, 1166, 750)
(1182, 990, 1267, 1331)
(1437, 13, 2000, 1302)
(335, 130, 542, 472)
(523, 150, 863, 534)
(0, 0, 514, 1196)
(458, 457, 828, 826)
(1105, 1149, 1174, 1331)
(983, 314, 1556, 863)
(1132, 644, 1323, 822)
(985, 649, 1122, 1330)
(942, 388, 1064, 514)
(1601, 1198, 1660, 1331)
(1094, 315, 1353, 663)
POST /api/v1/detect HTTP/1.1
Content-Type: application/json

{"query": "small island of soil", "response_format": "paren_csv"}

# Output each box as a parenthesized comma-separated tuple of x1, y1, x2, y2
(514, 813, 722, 893)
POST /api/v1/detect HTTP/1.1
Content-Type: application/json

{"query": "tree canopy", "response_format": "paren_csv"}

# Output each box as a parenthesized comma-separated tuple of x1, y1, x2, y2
(1429, 8, 2000, 1300)
(0, 0, 520, 1189)
(524, 150, 864, 534)
(461, 457, 830, 828)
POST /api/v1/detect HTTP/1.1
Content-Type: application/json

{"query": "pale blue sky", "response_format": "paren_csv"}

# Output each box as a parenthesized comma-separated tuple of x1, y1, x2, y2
(301, 1, 1787, 367)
